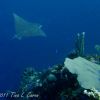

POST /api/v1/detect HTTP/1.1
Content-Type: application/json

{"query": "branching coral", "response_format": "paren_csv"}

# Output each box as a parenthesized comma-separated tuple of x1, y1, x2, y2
(84, 88, 100, 100)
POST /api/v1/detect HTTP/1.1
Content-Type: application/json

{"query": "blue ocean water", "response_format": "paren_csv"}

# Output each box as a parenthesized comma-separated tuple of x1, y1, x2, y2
(0, 0, 100, 92)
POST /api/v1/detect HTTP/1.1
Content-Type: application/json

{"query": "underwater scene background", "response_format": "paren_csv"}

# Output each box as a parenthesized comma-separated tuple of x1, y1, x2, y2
(0, 0, 100, 95)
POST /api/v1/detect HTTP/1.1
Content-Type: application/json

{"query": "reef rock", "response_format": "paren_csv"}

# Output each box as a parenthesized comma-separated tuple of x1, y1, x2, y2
(64, 57, 100, 91)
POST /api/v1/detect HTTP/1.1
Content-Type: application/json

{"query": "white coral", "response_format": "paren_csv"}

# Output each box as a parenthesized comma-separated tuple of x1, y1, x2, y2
(83, 88, 100, 100)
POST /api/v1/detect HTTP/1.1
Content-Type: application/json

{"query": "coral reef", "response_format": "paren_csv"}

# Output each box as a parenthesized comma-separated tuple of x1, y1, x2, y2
(6, 32, 100, 100)
(75, 32, 85, 57)
(68, 32, 100, 64)
(68, 32, 85, 59)
(85, 54, 100, 64)
(84, 88, 100, 100)
(64, 57, 100, 91)
(7, 62, 100, 100)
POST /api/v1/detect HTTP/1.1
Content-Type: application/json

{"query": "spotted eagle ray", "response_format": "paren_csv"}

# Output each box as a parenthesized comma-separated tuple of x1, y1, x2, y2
(13, 13, 46, 40)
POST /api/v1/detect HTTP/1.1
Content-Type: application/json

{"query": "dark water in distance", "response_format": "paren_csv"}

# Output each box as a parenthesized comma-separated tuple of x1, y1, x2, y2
(0, 0, 100, 91)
